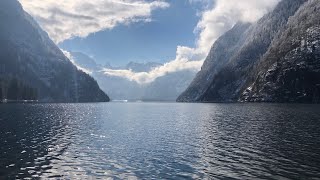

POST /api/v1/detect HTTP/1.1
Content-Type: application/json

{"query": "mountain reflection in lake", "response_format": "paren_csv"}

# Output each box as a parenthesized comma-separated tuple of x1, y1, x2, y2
(1, 103, 320, 179)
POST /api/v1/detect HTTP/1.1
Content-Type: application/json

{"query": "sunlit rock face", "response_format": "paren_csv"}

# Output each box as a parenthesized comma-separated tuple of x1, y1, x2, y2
(0, 0, 109, 102)
(241, 0, 320, 103)
(178, 0, 320, 103)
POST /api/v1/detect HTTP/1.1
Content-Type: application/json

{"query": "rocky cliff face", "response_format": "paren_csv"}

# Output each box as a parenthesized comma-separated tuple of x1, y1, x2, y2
(178, 0, 317, 103)
(0, 0, 109, 102)
(241, 0, 320, 103)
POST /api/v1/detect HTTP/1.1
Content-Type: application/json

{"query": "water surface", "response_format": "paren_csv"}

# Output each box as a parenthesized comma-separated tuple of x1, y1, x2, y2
(1, 103, 320, 179)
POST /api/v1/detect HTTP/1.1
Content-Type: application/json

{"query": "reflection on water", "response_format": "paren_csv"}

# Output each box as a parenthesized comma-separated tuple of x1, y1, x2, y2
(0, 103, 320, 179)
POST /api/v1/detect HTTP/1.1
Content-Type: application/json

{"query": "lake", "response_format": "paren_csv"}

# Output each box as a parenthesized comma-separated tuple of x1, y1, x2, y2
(1, 102, 320, 179)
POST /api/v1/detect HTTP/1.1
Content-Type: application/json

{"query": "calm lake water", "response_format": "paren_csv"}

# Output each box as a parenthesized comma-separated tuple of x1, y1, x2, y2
(1, 102, 320, 179)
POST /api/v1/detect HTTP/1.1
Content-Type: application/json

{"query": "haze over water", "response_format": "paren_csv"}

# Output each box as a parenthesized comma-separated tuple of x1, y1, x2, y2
(1, 103, 320, 179)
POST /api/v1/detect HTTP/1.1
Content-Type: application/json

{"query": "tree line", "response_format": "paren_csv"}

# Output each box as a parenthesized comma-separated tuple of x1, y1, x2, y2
(0, 77, 37, 101)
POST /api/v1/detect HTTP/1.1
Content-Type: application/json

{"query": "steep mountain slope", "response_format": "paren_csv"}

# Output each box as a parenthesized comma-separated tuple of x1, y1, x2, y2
(177, 23, 251, 102)
(0, 0, 109, 102)
(241, 0, 320, 103)
(178, 0, 308, 102)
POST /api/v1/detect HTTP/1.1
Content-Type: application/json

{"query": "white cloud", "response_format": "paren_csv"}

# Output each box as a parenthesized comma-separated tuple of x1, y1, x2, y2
(20, 0, 280, 84)
(194, 0, 280, 57)
(19, 0, 169, 43)
(104, 0, 281, 85)
(102, 58, 202, 84)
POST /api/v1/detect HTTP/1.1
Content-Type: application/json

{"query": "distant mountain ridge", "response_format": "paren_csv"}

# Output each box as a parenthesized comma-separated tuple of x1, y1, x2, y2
(69, 52, 197, 101)
(178, 0, 319, 103)
(0, 0, 109, 102)
(125, 61, 162, 72)
(70, 52, 162, 73)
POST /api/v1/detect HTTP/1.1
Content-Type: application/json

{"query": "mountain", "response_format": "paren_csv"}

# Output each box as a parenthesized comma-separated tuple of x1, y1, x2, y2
(178, 0, 318, 103)
(69, 52, 197, 101)
(142, 70, 196, 101)
(93, 72, 143, 101)
(241, 0, 320, 103)
(177, 22, 251, 102)
(0, 0, 109, 102)
(126, 61, 162, 72)
(69, 52, 143, 100)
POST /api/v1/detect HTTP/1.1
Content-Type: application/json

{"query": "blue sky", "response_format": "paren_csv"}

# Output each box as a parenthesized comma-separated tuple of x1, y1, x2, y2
(20, 0, 279, 84)
(59, 1, 202, 66)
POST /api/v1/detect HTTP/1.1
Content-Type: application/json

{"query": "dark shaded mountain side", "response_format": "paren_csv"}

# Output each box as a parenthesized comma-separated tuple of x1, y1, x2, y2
(241, 0, 320, 103)
(0, 76, 37, 101)
(199, 0, 307, 102)
(0, 0, 109, 102)
(177, 0, 310, 103)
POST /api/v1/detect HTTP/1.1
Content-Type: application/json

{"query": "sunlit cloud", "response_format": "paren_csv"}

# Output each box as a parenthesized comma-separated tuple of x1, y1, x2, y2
(20, 0, 280, 84)
(194, 0, 280, 57)
(102, 0, 280, 84)
(102, 58, 202, 84)
(19, 0, 169, 43)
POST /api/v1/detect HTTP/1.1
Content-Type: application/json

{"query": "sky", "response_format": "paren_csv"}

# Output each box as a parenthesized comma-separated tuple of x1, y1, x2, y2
(19, 0, 280, 84)
(59, 1, 203, 66)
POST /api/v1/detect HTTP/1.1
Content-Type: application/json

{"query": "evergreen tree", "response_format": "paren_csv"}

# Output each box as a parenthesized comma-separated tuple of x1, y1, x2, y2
(0, 76, 38, 101)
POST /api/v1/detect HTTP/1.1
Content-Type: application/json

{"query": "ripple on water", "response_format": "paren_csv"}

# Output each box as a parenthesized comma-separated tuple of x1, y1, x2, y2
(0, 103, 320, 179)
